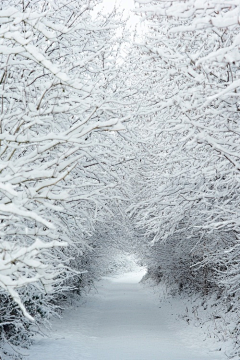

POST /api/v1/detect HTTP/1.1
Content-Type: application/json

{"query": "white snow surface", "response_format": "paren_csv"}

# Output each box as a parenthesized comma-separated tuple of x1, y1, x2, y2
(29, 269, 225, 360)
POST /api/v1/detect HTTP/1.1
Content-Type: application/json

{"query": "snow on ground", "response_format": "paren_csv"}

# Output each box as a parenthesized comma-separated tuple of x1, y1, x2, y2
(29, 269, 226, 360)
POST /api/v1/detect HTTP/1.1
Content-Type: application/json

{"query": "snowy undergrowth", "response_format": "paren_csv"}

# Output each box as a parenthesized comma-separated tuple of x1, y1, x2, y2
(141, 276, 240, 360)
(179, 295, 240, 360)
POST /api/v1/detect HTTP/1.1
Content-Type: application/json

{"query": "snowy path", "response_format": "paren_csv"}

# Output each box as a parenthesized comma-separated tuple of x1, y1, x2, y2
(29, 271, 225, 360)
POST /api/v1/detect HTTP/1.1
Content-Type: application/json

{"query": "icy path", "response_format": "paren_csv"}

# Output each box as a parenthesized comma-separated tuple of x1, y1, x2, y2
(29, 270, 225, 360)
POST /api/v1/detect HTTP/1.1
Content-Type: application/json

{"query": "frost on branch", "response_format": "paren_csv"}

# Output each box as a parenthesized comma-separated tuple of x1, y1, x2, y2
(0, 239, 67, 321)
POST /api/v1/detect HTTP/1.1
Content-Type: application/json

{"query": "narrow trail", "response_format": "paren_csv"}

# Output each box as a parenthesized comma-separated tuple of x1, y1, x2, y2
(29, 270, 225, 360)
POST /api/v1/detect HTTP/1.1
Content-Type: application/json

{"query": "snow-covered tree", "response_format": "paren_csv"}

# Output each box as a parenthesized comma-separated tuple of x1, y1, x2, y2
(130, 0, 240, 299)
(0, 1, 135, 356)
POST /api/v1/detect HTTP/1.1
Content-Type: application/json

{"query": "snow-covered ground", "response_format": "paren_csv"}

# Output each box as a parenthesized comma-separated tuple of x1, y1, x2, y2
(29, 269, 226, 360)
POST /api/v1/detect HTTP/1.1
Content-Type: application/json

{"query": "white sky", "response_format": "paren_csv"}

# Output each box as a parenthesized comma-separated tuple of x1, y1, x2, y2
(100, 0, 138, 27)
(102, 0, 135, 12)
